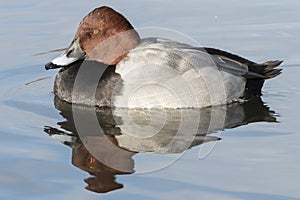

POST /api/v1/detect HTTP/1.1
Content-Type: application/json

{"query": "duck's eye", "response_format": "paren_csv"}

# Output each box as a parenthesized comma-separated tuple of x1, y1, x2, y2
(93, 29, 99, 35)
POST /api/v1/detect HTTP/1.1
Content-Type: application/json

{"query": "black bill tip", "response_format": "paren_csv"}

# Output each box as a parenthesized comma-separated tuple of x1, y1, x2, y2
(45, 62, 61, 70)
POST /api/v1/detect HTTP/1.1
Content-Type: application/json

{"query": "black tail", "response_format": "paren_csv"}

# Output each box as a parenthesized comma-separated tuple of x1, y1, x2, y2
(203, 47, 283, 99)
(244, 60, 283, 98)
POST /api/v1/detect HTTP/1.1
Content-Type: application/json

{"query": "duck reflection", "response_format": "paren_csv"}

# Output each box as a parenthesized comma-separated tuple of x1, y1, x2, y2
(44, 96, 276, 193)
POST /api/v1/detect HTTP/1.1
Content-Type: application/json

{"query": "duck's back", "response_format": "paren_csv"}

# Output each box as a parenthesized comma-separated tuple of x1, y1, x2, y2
(114, 38, 248, 108)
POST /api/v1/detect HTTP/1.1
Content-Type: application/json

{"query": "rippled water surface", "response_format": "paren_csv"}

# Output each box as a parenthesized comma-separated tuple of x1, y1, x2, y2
(0, 1, 300, 199)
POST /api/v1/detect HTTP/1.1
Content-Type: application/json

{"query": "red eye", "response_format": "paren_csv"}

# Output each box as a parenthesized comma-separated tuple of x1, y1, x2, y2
(89, 157, 97, 164)
(93, 29, 99, 35)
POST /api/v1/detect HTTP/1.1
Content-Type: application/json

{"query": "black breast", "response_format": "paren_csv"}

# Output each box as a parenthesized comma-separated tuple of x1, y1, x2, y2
(54, 60, 122, 107)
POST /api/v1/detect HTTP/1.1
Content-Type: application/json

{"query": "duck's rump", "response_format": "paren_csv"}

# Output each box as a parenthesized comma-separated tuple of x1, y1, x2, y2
(203, 47, 282, 98)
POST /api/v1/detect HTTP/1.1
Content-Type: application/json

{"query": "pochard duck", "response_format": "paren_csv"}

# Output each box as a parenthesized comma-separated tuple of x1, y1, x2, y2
(45, 6, 282, 108)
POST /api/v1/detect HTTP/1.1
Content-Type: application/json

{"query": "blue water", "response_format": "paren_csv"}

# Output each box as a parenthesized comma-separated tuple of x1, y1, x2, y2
(0, 0, 300, 199)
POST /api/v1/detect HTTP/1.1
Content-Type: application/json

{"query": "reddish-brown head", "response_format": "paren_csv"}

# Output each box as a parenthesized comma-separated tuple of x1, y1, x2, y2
(74, 6, 140, 65)
(45, 6, 140, 70)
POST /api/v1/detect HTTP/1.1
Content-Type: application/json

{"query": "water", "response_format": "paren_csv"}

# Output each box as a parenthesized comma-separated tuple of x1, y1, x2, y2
(0, 0, 300, 199)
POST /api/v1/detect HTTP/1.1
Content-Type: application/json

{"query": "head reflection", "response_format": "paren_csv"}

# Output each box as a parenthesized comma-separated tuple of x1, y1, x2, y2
(72, 138, 134, 193)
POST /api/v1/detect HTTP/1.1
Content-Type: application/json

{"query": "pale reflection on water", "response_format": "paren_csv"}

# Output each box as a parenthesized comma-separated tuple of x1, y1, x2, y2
(44, 97, 276, 194)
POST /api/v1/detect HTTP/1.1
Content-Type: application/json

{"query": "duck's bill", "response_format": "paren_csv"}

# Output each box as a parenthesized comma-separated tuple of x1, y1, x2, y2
(45, 38, 86, 70)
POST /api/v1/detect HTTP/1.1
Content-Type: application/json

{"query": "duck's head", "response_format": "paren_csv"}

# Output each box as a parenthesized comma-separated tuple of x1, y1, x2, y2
(45, 6, 140, 69)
